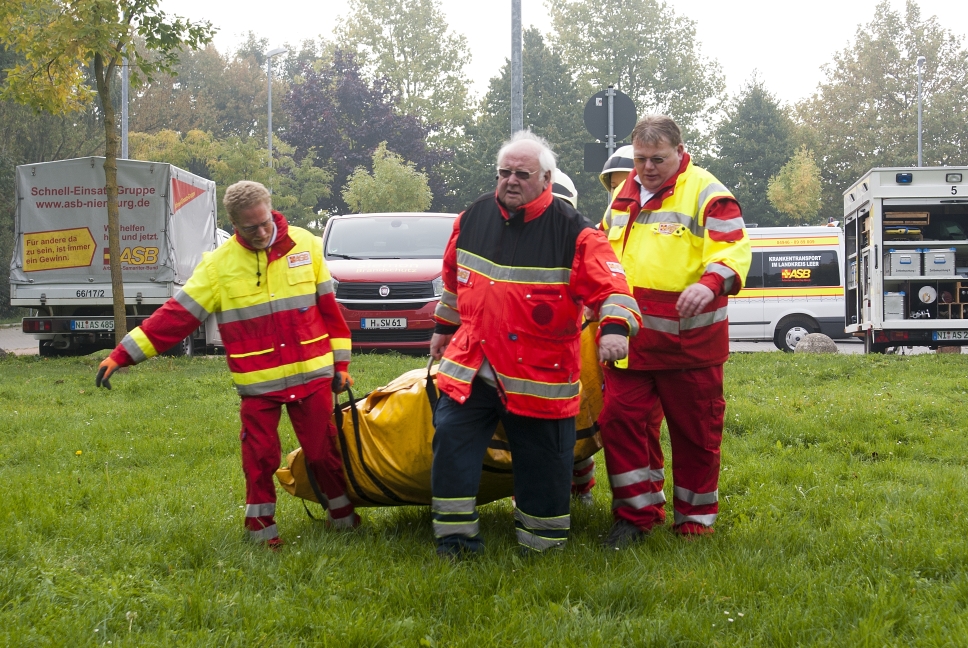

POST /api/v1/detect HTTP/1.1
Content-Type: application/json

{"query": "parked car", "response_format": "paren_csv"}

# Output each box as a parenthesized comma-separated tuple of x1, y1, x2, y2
(322, 212, 458, 352)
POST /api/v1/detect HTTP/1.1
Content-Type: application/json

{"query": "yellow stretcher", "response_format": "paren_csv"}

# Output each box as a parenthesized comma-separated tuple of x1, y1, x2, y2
(276, 322, 604, 507)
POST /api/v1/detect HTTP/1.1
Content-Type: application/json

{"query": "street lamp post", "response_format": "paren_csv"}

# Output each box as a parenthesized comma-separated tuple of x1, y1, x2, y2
(917, 55, 926, 167)
(121, 55, 129, 159)
(266, 47, 288, 169)
(510, 0, 522, 134)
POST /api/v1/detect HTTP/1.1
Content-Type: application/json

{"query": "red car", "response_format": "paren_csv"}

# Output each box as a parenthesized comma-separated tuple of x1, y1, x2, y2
(322, 212, 458, 352)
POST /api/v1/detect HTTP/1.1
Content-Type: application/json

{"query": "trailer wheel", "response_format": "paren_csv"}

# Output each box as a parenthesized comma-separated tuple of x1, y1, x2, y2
(773, 316, 817, 353)
(162, 336, 195, 358)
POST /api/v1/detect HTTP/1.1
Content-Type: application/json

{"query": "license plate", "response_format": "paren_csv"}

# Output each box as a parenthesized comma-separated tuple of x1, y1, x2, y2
(71, 319, 115, 331)
(360, 317, 407, 329)
(932, 330, 968, 341)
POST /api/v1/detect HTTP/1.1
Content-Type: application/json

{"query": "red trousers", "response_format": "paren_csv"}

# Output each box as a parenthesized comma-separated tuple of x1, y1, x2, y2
(599, 364, 724, 531)
(571, 404, 663, 497)
(240, 387, 354, 541)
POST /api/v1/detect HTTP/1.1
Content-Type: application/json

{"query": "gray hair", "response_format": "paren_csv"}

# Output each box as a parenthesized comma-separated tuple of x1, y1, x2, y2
(496, 130, 557, 175)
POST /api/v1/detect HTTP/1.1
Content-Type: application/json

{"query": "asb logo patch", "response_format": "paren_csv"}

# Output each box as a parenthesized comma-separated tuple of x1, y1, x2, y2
(287, 251, 312, 268)
(606, 261, 625, 275)
(781, 268, 812, 281)
(656, 223, 680, 235)
(457, 267, 471, 284)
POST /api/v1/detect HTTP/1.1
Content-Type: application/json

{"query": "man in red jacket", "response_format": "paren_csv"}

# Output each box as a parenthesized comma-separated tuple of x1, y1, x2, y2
(95, 180, 358, 549)
(429, 131, 641, 559)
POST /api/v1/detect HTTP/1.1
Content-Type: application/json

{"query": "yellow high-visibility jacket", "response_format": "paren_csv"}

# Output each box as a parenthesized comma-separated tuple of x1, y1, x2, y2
(602, 154, 751, 370)
(110, 211, 352, 400)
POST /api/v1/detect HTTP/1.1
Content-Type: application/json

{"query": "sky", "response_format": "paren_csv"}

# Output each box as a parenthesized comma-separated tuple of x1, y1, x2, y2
(159, 0, 968, 107)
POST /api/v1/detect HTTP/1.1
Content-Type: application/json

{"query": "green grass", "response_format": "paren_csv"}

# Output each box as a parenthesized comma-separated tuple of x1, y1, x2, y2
(1, 351, 967, 646)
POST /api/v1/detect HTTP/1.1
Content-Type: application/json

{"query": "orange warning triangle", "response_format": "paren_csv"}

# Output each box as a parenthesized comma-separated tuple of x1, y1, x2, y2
(171, 177, 205, 213)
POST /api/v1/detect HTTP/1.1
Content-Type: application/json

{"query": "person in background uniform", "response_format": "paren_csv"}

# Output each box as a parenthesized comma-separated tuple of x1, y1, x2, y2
(95, 180, 359, 549)
(550, 169, 596, 504)
(598, 115, 751, 548)
(429, 131, 641, 559)
(549, 167, 622, 506)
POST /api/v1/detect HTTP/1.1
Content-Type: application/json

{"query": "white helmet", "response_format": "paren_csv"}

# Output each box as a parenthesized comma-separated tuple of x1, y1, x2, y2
(598, 145, 635, 191)
(551, 169, 578, 208)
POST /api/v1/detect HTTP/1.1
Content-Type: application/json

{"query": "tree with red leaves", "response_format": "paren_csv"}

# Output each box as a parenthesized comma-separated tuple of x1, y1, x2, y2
(284, 49, 453, 216)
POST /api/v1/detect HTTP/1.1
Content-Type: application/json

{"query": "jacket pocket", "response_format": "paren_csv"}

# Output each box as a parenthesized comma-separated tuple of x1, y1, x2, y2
(225, 335, 278, 373)
(288, 265, 315, 286)
(514, 333, 569, 372)
(226, 281, 261, 300)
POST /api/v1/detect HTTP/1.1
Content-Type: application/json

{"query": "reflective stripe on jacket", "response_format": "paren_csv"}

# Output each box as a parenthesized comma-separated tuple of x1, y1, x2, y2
(603, 155, 751, 370)
(434, 186, 641, 419)
(110, 211, 352, 400)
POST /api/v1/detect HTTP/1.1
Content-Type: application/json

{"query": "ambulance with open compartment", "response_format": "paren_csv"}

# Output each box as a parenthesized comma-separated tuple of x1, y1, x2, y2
(843, 166, 968, 353)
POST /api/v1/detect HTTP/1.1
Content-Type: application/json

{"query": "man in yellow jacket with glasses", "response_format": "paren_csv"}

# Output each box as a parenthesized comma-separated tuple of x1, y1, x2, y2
(95, 180, 358, 548)
(599, 116, 751, 547)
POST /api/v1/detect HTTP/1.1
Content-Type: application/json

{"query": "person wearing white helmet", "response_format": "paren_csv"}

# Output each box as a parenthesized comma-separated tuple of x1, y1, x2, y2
(551, 168, 579, 209)
(598, 144, 635, 194)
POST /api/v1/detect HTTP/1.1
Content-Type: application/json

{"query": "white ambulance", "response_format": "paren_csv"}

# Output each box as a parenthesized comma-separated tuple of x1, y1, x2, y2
(729, 226, 847, 352)
(843, 166, 968, 353)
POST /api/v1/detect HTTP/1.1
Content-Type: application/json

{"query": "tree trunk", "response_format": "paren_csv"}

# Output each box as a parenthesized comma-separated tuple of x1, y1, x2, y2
(94, 52, 128, 344)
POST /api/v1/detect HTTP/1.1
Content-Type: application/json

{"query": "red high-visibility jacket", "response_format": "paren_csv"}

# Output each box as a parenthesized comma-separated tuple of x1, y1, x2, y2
(433, 185, 641, 419)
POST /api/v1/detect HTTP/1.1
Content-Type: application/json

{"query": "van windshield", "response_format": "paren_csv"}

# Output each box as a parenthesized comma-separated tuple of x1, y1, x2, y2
(324, 216, 454, 260)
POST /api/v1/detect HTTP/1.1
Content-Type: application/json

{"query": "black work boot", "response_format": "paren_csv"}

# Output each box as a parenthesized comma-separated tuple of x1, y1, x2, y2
(603, 519, 650, 550)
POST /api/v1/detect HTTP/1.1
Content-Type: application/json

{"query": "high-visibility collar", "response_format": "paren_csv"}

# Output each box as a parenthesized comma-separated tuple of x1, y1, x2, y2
(494, 183, 554, 223)
(234, 210, 296, 262)
(615, 152, 692, 212)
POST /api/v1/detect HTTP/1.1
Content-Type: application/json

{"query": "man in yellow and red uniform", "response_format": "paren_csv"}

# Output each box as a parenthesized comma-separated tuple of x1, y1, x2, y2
(95, 181, 358, 548)
(599, 116, 751, 548)
(429, 132, 641, 558)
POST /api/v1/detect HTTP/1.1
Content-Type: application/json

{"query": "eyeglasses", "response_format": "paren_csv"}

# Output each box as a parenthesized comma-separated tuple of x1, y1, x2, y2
(497, 168, 538, 181)
(634, 156, 672, 166)
(238, 216, 272, 234)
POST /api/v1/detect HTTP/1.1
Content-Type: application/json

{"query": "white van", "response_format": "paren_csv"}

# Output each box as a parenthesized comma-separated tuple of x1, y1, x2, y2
(729, 226, 847, 352)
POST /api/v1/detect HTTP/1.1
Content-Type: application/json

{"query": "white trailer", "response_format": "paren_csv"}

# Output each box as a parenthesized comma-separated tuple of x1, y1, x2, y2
(843, 166, 968, 353)
(9, 157, 220, 356)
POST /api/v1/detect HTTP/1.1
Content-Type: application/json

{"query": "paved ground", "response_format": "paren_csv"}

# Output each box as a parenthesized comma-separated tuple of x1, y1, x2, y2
(0, 324, 38, 356)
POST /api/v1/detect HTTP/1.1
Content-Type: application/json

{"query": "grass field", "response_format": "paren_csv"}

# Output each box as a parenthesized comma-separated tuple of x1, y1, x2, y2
(1, 350, 967, 646)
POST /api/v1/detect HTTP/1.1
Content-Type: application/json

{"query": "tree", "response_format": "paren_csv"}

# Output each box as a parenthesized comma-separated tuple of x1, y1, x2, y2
(707, 77, 796, 227)
(453, 29, 601, 216)
(0, 149, 15, 317)
(269, 145, 333, 231)
(337, 0, 472, 143)
(0, 47, 108, 316)
(130, 129, 332, 231)
(797, 0, 968, 223)
(767, 147, 822, 225)
(284, 49, 451, 215)
(342, 142, 432, 213)
(129, 35, 283, 142)
(548, 0, 725, 152)
(0, 1, 213, 342)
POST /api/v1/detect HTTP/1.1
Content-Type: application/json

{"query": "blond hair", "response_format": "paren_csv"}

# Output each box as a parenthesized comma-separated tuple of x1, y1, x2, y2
(630, 115, 683, 148)
(223, 181, 271, 221)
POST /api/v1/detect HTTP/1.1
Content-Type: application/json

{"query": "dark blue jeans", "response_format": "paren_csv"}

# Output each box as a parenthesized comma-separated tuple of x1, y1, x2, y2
(431, 378, 576, 554)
